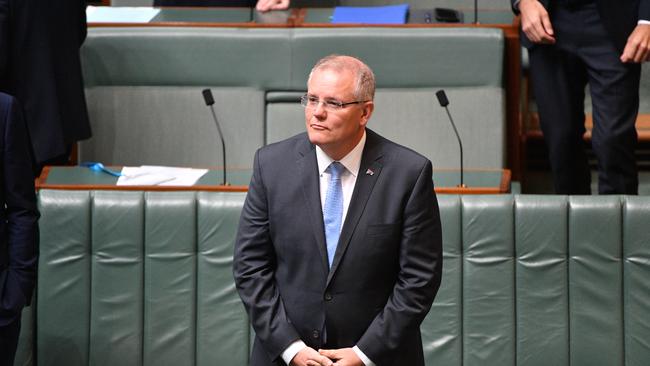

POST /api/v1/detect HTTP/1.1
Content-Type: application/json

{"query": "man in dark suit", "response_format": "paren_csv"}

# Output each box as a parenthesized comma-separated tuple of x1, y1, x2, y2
(0, 93, 39, 366)
(0, 0, 91, 174)
(513, 0, 650, 194)
(233, 55, 442, 366)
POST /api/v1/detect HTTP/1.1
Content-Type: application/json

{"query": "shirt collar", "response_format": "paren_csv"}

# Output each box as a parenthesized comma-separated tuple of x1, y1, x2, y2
(316, 130, 366, 177)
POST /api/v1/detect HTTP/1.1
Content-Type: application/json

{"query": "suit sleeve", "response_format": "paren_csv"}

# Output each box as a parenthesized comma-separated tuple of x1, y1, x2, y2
(356, 160, 443, 364)
(511, 0, 521, 15)
(0, 0, 8, 79)
(1, 96, 39, 319)
(640, 0, 650, 21)
(233, 149, 301, 361)
(79, 0, 87, 44)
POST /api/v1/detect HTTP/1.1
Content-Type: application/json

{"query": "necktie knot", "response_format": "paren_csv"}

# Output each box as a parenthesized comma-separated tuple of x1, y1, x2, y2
(328, 161, 345, 180)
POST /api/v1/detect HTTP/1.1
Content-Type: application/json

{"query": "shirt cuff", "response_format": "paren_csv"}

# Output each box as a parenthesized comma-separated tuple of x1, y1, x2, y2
(353, 346, 375, 366)
(281, 340, 307, 365)
(639, 20, 650, 25)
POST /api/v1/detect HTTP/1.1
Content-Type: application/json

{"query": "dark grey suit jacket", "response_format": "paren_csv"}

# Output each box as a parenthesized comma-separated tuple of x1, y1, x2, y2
(234, 129, 442, 366)
(0, 93, 39, 327)
(0, 0, 90, 165)
(512, 0, 650, 51)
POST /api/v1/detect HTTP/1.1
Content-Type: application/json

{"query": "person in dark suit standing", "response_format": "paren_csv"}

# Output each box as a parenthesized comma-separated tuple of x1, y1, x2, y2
(0, 0, 91, 174)
(233, 55, 442, 366)
(513, 0, 650, 194)
(0, 93, 39, 366)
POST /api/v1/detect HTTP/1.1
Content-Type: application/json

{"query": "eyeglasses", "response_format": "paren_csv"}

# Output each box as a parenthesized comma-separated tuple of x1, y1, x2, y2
(300, 94, 370, 111)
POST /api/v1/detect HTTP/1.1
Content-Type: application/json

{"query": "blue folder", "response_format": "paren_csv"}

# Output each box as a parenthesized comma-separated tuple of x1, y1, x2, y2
(331, 4, 409, 24)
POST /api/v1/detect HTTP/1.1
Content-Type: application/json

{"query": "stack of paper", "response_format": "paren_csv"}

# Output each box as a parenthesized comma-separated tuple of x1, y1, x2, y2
(117, 166, 208, 186)
(86, 6, 160, 24)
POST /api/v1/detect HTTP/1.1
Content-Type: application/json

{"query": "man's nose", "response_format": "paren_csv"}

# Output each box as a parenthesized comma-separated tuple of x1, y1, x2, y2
(313, 101, 327, 117)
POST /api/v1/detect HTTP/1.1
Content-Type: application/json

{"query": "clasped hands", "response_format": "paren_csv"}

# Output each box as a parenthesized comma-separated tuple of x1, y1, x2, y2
(291, 347, 364, 366)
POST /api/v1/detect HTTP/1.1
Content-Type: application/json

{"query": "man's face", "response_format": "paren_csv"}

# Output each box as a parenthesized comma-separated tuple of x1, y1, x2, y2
(305, 68, 373, 160)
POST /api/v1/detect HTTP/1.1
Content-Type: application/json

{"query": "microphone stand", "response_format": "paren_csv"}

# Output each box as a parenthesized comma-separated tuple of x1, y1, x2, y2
(202, 89, 228, 186)
(442, 106, 464, 188)
(436, 90, 466, 188)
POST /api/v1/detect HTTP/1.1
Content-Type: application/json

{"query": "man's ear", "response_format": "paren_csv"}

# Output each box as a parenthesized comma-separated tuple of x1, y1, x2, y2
(359, 101, 374, 127)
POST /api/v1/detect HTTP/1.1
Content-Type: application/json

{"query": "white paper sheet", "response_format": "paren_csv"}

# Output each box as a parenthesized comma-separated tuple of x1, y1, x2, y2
(86, 6, 160, 24)
(117, 166, 208, 186)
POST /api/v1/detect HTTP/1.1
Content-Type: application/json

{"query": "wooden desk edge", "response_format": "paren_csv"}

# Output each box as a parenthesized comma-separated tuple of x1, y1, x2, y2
(37, 184, 507, 194)
(36, 184, 249, 192)
(37, 167, 512, 194)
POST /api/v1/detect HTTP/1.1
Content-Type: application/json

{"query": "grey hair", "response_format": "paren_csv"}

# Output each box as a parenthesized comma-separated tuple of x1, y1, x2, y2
(307, 54, 375, 101)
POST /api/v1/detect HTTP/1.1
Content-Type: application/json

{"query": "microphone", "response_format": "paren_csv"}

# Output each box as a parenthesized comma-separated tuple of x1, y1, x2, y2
(435, 90, 466, 188)
(202, 89, 228, 186)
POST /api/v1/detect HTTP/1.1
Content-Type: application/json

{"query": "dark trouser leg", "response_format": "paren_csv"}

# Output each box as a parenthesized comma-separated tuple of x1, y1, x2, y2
(584, 45, 640, 194)
(0, 318, 21, 366)
(542, 2, 640, 194)
(529, 45, 591, 194)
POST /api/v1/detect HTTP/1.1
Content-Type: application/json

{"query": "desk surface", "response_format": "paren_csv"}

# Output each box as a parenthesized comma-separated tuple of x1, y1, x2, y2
(37, 166, 511, 194)
(88, 7, 514, 26)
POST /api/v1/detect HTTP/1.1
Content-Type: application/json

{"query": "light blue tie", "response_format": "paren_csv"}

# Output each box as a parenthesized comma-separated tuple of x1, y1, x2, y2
(323, 162, 345, 268)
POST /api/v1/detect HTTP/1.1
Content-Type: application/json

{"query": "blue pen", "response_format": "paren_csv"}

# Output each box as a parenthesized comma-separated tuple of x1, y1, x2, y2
(80, 162, 123, 177)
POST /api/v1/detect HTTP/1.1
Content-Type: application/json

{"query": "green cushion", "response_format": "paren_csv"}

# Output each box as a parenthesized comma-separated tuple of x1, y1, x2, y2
(82, 27, 293, 89)
(289, 27, 504, 89)
(515, 195, 569, 365)
(569, 196, 624, 365)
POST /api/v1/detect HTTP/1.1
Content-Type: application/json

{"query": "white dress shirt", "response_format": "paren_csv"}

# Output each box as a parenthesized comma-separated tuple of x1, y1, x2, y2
(281, 131, 375, 366)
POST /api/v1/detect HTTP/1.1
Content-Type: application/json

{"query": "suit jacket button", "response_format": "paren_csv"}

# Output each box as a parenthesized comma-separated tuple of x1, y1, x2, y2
(324, 293, 332, 301)
(312, 330, 320, 339)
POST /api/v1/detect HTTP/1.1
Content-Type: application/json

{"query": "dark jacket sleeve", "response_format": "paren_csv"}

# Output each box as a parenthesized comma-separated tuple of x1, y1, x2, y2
(640, 0, 650, 20)
(79, 0, 87, 44)
(357, 160, 443, 364)
(0, 0, 8, 80)
(233, 149, 301, 361)
(0, 95, 40, 324)
(511, 0, 520, 14)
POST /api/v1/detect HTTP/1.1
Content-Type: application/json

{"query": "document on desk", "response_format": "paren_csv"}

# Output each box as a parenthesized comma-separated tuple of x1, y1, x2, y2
(86, 6, 160, 24)
(117, 166, 208, 186)
(331, 4, 409, 24)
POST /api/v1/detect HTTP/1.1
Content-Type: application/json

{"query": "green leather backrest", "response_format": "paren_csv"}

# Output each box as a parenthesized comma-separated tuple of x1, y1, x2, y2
(79, 86, 264, 168)
(36, 190, 249, 366)
(32, 191, 650, 365)
(289, 27, 504, 89)
(80, 27, 289, 167)
(80, 26, 505, 169)
(82, 28, 293, 88)
(271, 27, 506, 167)
(425, 194, 650, 366)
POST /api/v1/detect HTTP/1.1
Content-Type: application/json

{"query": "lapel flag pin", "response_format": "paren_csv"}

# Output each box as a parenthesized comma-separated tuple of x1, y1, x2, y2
(365, 168, 374, 176)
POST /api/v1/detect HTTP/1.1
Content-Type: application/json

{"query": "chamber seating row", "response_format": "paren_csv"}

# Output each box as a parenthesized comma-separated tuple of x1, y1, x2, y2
(79, 26, 506, 171)
(14, 190, 650, 365)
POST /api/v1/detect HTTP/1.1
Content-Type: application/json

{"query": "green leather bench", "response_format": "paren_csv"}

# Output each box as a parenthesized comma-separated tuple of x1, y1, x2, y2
(79, 26, 505, 171)
(14, 190, 650, 365)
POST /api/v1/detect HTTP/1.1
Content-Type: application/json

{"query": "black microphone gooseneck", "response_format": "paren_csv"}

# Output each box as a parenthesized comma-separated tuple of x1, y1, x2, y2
(202, 89, 228, 186)
(435, 90, 465, 188)
(474, 0, 479, 24)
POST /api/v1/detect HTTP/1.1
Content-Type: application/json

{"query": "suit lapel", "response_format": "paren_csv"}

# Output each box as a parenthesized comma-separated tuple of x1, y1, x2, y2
(297, 138, 330, 274)
(327, 130, 384, 285)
